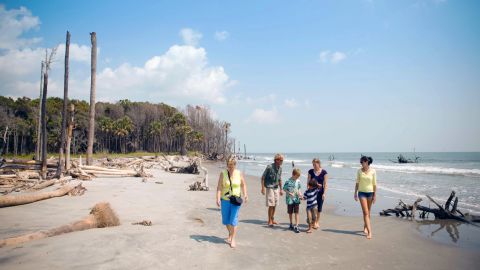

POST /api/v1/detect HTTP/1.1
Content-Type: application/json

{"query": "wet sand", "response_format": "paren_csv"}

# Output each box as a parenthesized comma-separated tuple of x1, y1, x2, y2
(0, 161, 478, 269)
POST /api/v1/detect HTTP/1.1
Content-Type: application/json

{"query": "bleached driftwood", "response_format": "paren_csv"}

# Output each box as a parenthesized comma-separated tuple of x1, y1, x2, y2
(0, 183, 84, 208)
(380, 191, 480, 226)
(0, 202, 119, 247)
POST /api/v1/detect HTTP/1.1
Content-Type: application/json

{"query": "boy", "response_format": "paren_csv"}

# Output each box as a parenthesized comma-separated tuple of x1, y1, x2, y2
(283, 168, 302, 233)
(303, 178, 319, 233)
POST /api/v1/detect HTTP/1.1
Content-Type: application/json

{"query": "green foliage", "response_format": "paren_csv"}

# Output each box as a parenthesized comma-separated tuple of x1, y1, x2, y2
(0, 96, 229, 157)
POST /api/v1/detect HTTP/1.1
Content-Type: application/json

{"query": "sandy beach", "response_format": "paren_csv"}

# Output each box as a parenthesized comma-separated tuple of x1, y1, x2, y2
(0, 161, 478, 270)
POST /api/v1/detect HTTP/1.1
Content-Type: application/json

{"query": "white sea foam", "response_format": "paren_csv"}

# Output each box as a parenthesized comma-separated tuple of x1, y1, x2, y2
(372, 164, 480, 177)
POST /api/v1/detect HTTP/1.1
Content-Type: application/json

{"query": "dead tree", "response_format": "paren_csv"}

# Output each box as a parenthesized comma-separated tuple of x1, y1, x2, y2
(40, 47, 57, 179)
(65, 103, 75, 170)
(35, 62, 44, 161)
(0, 183, 83, 208)
(0, 202, 119, 247)
(380, 191, 479, 227)
(56, 31, 70, 178)
(86, 32, 97, 165)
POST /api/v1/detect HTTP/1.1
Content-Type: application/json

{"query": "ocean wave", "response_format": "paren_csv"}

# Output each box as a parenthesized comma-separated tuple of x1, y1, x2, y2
(372, 164, 480, 177)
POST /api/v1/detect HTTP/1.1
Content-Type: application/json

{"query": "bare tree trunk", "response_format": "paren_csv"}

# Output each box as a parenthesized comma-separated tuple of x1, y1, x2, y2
(0, 202, 118, 247)
(66, 104, 75, 170)
(13, 128, 17, 156)
(35, 63, 44, 161)
(57, 31, 70, 177)
(87, 32, 97, 165)
(41, 72, 48, 179)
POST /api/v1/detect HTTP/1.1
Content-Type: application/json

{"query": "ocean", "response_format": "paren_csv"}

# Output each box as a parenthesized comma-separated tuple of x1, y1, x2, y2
(236, 152, 480, 215)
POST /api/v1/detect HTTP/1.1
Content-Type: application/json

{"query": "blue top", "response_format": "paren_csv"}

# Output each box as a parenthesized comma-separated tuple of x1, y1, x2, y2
(308, 168, 327, 194)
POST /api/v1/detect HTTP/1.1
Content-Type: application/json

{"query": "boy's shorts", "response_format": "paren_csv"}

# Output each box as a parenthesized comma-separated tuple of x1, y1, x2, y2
(265, 187, 279, 207)
(287, 203, 300, 214)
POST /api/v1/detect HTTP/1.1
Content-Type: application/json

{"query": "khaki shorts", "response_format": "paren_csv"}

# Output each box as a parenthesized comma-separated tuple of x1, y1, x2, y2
(265, 187, 280, 207)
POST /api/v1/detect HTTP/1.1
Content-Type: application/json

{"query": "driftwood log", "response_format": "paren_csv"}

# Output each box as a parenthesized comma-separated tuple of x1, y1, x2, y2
(380, 191, 479, 226)
(0, 202, 119, 247)
(0, 183, 85, 208)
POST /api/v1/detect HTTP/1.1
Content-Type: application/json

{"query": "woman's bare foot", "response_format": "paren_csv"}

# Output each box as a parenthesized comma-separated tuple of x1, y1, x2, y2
(366, 233, 372, 239)
(226, 237, 232, 244)
(230, 240, 236, 248)
(313, 223, 319, 229)
(364, 227, 368, 234)
(272, 220, 278, 225)
(306, 229, 313, 233)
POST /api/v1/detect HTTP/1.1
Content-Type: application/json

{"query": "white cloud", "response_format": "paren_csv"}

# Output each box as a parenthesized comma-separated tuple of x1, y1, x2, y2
(214, 31, 229, 41)
(245, 94, 276, 105)
(0, 5, 41, 50)
(318, 50, 347, 64)
(94, 45, 231, 103)
(0, 6, 233, 105)
(246, 107, 280, 124)
(284, 98, 298, 108)
(331, 52, 347, 63)
(180, 28, 202, 46)
(57, 43, 92, 63)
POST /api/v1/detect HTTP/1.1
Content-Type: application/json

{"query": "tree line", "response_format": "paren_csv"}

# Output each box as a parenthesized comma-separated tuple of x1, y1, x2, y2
(0, 96, 233, 158)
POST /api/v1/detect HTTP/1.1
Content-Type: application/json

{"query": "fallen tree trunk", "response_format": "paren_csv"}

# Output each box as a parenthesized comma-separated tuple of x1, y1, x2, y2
(380, 191, 480, 226)
(0, 202, 119, 247)
(0, 183, 81, 208)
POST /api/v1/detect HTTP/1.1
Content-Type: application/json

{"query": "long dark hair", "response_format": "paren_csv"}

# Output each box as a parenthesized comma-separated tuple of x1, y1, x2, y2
(360, 155, 373, 165)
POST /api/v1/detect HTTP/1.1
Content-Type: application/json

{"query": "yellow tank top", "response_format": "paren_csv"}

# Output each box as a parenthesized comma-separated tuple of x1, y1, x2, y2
(356, 168, 377, 192)
(221, 169, 242, 200)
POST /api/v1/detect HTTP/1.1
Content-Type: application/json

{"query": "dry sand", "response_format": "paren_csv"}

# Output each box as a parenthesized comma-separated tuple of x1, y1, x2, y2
(0, 161, 478, 270)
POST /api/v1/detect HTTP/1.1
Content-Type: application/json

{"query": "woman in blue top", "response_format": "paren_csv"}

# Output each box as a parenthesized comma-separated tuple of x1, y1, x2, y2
(307, 158, 328, 229)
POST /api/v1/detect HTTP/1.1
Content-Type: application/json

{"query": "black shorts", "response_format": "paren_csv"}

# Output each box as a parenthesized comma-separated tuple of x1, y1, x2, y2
(317, 193, 324, 212)
(287, 203, 300, 214)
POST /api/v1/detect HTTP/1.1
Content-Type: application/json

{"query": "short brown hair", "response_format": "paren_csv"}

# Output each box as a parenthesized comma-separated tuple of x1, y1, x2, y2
(312, 158, 320, 164)
(292, 168, 301, 176)
(308, 178, 318, 188)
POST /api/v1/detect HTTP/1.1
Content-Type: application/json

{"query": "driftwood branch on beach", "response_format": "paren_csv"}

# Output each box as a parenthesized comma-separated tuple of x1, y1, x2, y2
(0, 182, 85, 208)
(380, 191, 480, 226)
(0, 202, 119, 248)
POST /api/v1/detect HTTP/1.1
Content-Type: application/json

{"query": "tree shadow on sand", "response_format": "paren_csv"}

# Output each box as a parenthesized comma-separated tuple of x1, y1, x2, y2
(322, 229, 364, 237)
(190, 235, 226, 244)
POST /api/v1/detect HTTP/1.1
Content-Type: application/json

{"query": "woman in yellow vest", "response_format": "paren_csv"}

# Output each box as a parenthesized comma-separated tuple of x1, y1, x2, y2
(216, 156, 248, 248)
(354, 155, 377, 239)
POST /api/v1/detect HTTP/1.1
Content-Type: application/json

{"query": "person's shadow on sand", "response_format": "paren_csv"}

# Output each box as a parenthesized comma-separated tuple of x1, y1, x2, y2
(240, 219, 297, 231)
(322, 229, 364, 236)
(190, 235, 226, 244)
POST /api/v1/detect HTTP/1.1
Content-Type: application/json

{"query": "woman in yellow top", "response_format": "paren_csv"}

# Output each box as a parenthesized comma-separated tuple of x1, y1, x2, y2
(216, 156, 248, 248)
(354, 156, 377, 239)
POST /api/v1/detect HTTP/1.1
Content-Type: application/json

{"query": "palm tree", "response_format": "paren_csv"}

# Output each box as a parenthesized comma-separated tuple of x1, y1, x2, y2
(148, 120, 163, 153)
(98, 116, 114, 152)
(176, 125, 192, 156)
(113, 116, 133, 153)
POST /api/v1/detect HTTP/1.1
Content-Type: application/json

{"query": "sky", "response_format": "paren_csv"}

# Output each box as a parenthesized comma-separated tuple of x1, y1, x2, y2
(0, 0, 479, 152)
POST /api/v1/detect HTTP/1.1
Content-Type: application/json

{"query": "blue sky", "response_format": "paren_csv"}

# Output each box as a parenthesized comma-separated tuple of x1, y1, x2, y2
(1, 0, 479, 152)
